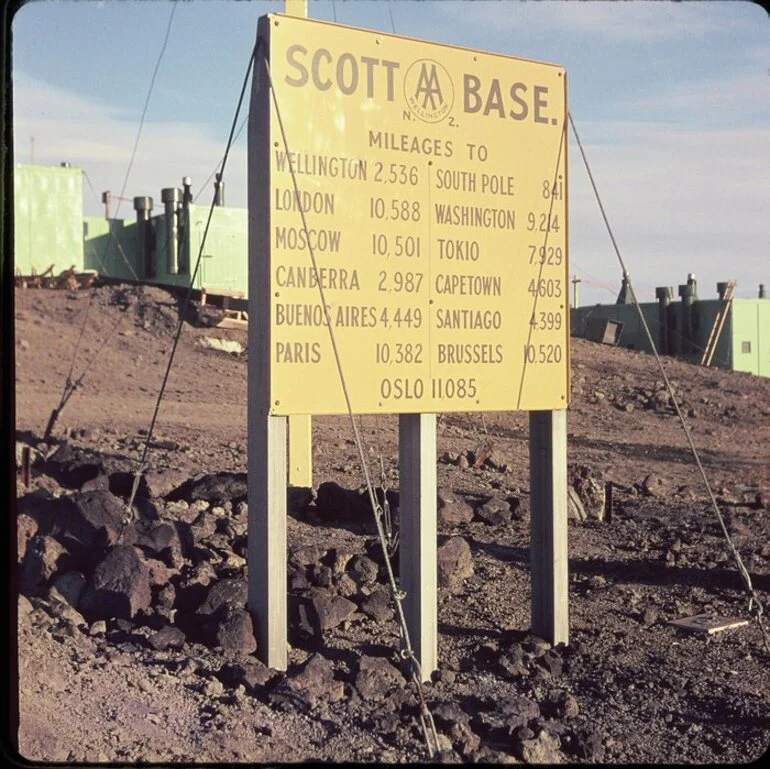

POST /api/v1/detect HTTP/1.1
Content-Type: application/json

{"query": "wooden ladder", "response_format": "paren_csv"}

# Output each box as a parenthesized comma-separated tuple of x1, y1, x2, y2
(700, 279, 736, 367)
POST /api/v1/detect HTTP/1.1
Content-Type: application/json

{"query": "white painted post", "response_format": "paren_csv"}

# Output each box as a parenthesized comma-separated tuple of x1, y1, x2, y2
(529, 409, 569, 645)
(399, 413, 438, 681)
(247, 413, 288, 669)
(248, 16, 288, 671)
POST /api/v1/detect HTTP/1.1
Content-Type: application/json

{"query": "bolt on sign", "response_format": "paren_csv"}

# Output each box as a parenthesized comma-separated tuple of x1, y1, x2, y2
(250, 13, 569, 415)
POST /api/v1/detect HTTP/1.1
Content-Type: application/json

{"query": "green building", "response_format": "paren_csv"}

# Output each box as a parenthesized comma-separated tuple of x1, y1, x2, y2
(571, 274, 770, 377)
(13, 163, 85, 276)
(83, 177, 247, 296)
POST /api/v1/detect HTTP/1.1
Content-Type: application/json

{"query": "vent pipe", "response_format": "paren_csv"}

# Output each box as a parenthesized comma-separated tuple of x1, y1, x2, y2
(571, 276, 581, 309)
(760, 284, 767, 299)
(102, 191, 111, 220)
(182, 176, 193, 207)
(678, 273, 697, 355)
(616, 273, 633, 305)
(655, 286, 672, 355)
(133, 196, 154, 278)
(178, 177, 192, 273)
(214, 173, 225, 207)
(161, 187, 181, 274)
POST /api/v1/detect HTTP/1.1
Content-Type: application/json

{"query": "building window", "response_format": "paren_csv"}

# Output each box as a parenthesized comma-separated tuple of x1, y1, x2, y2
(741, 341, 752, 354)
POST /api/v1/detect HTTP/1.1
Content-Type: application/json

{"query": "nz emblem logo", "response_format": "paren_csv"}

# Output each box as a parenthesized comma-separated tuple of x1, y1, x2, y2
(404, 59, 454, 123)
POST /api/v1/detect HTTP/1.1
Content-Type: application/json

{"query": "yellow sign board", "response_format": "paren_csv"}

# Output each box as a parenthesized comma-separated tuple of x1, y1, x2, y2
(250, 14, 569, 415)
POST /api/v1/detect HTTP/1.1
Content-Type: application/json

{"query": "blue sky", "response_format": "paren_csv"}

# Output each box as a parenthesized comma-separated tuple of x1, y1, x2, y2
(11, 0, 770, 304)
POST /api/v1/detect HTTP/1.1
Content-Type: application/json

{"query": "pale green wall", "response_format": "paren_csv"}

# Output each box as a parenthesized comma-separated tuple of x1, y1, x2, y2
(731, 299, 770, 377)
(14, 164, 84, 274)
(571, 303, 659, 352)
(83, 204, 247, 295)
(186, 205, 248, 294)
(83, 216, 141, 279)
(572, 297, 769, 377)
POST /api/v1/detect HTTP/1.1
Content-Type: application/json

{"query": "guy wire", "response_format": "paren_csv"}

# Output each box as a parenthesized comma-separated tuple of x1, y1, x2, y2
(262, 52, 440, 757)
(568, 111, 770, 656)
(122, 41, 259, 522)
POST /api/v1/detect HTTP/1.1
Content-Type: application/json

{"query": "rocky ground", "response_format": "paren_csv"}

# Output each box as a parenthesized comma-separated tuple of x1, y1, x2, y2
(11, 283, 770, 763)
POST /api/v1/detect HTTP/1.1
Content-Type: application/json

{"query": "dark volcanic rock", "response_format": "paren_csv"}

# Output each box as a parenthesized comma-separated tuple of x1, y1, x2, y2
(360, 586, 394, 622)
(50, 571, 87, 608)
(167, 473, 247, 505)
(214, 608, 257, 656)
(540, 689, 580, 719)
(290, 545, 327, 568)
(148, 624, 186, 651)
(498, 643, 528, 679)
(16, 489, 64, 536)
(287, 485, 314, 513)
(354, 655, 405, 701)
(348, 554, 379, 585)
(45, 443, 104, 489)
(517, 729, 564, 763)
(308, 563, 334, 588)
(20, 535, 73, 595)
(275, 654, 344, 709)
(135, 521, 184, 567)
(17, 513, 39, 563)
(437, 536, 474, 590)
(437, 488, 474, 527)
(314, 481, 370, 523)
(641, 472, 667, 497)
(289, 566, 310, 591)
(79, 545, 152, 620)
(306, 588, 357, 631)
(143, 469, 190, 499)
(566, 728, 606, 761)
(80, 474, 110, 492)
(471, 693, 540, 741)
(196, 578, 248, 617)
(108, 471, 141, 498)
(475, 496, 513, 526)
(190, 510, 218, 543)
(218, 659, 276, 694)
(536, 650, 565, 678)
(60, 490, 133, 558)
(432, 702, 480, 755)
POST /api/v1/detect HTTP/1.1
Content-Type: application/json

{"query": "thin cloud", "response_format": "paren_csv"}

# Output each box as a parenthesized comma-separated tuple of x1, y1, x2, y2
(439, 0, 758, 43)
(567, 119, 769, 302)
(611, 67, 770, 125)
(13, 73, 248, 215)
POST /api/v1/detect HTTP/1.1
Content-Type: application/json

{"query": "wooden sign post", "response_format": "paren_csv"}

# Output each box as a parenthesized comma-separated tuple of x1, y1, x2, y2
(399, 414, 438, 677)
(248, 13, 569, 676)
(529, 409, 569, 644)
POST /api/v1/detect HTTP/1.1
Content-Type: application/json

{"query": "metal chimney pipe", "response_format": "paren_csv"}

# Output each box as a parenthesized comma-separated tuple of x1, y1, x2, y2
(102, 191, 111, 220)
(687, 273, 698, 300)
(134, 196, 154, 278)
(655, 286, 672, 355)
(179, 177, 192, 274)
(214, 173, 225, 207)
(760, 284, 767, 299)
(182, 176, 193, 207)
(678, 277, 696, 355)
(161, 187, 181, 275)
(571, 276, 581, 309)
